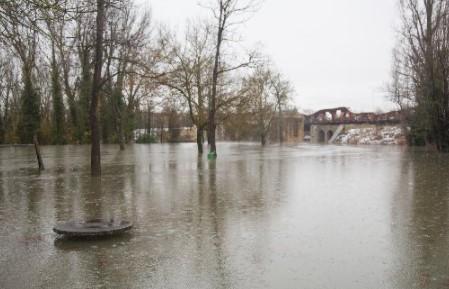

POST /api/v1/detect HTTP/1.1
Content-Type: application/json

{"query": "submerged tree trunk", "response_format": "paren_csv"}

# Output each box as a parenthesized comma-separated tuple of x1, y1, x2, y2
(33, 134, 44, 170)
(278, 105, 283, 143)
(112, 88, 126, 151)
(118, 120, 125, 150)
(208, 3, 225, 159)
(116, 93, 125, 151)
(261, 133, 266, 146)
(197, 127, 204, 154)
(90, 0, 106, 176)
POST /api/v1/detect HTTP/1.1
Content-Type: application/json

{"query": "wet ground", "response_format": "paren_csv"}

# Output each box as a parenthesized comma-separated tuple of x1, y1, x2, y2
(1, 143, 449, 289)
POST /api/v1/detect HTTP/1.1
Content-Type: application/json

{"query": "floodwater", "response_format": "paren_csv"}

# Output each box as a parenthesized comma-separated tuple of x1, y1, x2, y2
(0, 143, 449, 289)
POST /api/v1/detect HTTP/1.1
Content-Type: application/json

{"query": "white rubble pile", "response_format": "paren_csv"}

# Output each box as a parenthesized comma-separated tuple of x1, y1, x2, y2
(335, 126, 405, 145)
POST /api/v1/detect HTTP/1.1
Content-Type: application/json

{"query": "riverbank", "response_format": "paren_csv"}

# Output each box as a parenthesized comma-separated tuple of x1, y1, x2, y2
(335, 125, 406, 145)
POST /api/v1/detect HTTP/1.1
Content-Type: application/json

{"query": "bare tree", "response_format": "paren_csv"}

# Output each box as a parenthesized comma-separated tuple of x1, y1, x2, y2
(90, 0, 106, 176)
(0, 1, 46, 169)
(204, 0, 260, 158)
(270, 72, 293, 143)
(396, 0, 449, 150)
(104, 1, 151, 150)
(0, 56, 19, 144)
(388, 47, 411, 112)
(245, 64, 276, 145)
(163, 21, 213, 154)
(46, 1, 88, 143)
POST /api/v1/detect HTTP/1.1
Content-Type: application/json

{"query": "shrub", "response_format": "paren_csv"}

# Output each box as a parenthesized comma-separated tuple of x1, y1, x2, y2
(136, 133, 157, 144)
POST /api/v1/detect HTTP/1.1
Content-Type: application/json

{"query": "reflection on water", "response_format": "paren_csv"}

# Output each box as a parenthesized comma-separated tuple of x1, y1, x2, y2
(391, 153, 449, 288)
(1, 143, 449, 289)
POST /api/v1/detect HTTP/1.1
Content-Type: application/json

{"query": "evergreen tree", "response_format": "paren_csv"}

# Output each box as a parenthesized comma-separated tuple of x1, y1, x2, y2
(19, 68, 40, 144)
(112, 86, 126, 149)
(51, 45, 65, 144)
(100, 92, 114, 143)
(77, 52, 92, 144)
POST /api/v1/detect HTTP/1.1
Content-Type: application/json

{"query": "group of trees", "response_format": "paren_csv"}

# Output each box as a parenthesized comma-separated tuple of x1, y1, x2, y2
(0, 0, 294, 174)
(243, 64, 293, 145)
(391, 0, 449, 151)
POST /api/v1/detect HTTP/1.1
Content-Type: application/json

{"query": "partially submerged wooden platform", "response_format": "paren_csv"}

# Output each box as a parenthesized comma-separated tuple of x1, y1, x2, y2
(53, 219, 132, 237)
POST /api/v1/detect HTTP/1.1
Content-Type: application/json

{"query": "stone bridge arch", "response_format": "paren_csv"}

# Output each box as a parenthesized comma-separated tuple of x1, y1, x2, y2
(318, 130, 326, 143)
(311, 124, 341, 143)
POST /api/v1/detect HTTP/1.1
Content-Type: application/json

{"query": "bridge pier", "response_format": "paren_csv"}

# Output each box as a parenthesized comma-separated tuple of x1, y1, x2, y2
(311, 124, 342, 143)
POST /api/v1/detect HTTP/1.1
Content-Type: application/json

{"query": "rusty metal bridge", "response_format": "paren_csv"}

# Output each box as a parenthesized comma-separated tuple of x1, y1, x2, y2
(307, 107, 402, 125)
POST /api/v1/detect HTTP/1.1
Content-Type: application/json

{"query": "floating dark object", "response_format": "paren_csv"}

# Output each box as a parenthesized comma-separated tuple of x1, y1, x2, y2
(53, 219, 132, 237)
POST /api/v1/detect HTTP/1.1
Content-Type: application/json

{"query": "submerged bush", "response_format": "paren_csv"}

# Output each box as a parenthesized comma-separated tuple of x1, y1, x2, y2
(136, 133, 157, 144)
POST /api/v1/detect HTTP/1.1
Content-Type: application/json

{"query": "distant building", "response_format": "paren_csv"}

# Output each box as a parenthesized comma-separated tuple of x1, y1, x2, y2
(222, 110, 305, 144)
(269, 111, 305, 143)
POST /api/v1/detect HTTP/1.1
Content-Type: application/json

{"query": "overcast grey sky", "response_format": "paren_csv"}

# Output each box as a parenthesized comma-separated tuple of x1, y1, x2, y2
(136, 0, 400, 112)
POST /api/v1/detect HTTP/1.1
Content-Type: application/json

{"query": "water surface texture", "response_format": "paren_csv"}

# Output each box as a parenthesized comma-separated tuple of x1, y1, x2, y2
(1, 143, 449, 289)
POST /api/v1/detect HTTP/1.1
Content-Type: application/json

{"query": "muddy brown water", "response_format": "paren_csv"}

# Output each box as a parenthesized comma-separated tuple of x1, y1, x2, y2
(1, 143, 449, 289)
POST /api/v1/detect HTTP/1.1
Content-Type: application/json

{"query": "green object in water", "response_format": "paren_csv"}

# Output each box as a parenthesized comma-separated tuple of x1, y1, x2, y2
(208, 152, 217, 160)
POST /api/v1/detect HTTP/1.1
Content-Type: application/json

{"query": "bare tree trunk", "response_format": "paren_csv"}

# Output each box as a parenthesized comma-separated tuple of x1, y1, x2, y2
(197, 127, 204, 154)
(208, 4, 225, 159)
(278, 105, 283, 143)
(118, 120, 125, 150)
(261, 133, 266, 146)
(160, 116, 164, 143)
(206, 0, 258, 157)
(112, 89, 126, 151)
(197, 65, 205, 154)
(146, 104, 152, 134)
(90, 0, 106, 176)
(33, 134, 44, 170)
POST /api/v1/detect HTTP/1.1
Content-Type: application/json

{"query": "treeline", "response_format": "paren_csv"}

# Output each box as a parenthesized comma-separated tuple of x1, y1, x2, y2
(0, 0, 294, 157)
(0, 0, 167, 148)
(391, 0, 449, 151)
